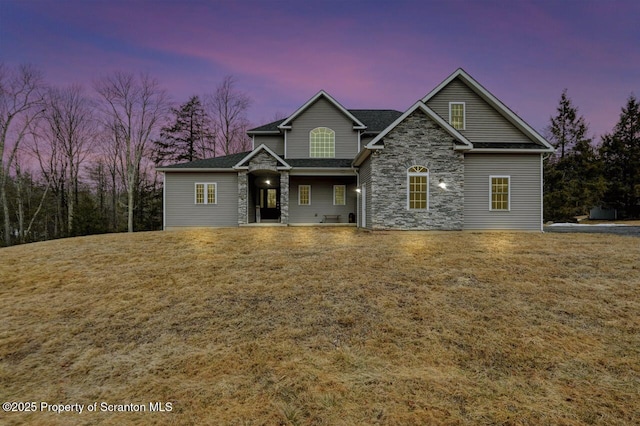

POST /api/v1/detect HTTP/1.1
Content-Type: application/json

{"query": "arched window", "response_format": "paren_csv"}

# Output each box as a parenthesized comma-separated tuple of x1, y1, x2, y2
(407, 166, 429, 210)
(310, 127, 335, 158)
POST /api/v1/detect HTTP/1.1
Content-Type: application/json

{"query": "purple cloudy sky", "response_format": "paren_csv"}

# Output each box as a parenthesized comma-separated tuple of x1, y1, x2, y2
(1, 0, 639, 139)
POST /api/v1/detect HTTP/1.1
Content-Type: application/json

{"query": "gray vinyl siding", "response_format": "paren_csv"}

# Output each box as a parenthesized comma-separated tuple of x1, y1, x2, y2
(358, 157, 373, 229)
(286, 98, 359, 159)
(164, 172, 238, 227)
(289, 176, 357, 223)
(360, 135, 375, 150)
(254, 135, 284, 156)
(464, 154, 542, 230)
(427, 78, 531, 144)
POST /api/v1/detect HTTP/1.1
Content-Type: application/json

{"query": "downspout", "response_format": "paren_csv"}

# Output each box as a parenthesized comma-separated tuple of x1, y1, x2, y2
(284, 130, 288, 158)
(540, 154, 545, 232)
(162, 172, 166, 230)
(354, 166, 360, 228)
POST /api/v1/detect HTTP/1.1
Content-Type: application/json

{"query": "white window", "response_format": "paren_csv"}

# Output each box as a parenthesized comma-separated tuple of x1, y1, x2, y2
(490, 176, 510, 211)
(449, 102, 465, 130)
(407, 166, 429, 210)
(298, 185, 311, 205)
(333, 185, 346, 205)
(310, 127, 335, 158)
(195, 183, 217, 204)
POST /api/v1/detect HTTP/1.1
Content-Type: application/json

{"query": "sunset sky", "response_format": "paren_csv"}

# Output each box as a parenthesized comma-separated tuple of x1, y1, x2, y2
(2, 0, 638, 140)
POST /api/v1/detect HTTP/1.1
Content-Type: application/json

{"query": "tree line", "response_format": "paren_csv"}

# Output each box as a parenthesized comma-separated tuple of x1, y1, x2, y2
(544, 90, 640, 222)
(2, 63, 638, 246)
(0, 63, 252, 246)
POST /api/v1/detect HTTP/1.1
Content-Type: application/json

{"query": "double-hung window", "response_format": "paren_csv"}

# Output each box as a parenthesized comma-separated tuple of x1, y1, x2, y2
(490, 176, 510, 211)
(195, 183, 217, 204)
(449, 102, 465, 130)
(407, 166, 429, 210)
(333, 185, 346, 205)
(298, 185, 311, 205)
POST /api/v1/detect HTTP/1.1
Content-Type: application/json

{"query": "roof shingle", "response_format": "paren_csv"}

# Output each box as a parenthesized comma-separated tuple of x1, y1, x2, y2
(158, 151, 250, 169)
(247, 110, 402, 134)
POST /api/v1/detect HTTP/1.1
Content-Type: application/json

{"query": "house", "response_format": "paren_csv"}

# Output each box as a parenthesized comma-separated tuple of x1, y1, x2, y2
(158, 69, 555, 231)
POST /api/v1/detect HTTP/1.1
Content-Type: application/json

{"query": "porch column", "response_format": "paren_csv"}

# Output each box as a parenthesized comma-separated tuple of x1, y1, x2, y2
(280, 171, 289, 225)
(238, 171, 248, 225)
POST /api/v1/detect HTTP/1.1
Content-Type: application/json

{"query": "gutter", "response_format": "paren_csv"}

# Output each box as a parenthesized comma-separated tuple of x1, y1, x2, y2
(156, 168, 236, 172)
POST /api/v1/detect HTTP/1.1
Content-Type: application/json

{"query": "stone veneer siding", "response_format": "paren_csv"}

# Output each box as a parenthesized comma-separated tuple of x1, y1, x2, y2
(279, 171, 289, 224)
(247, 151, 279, 173)
(238, 171, 248, 225)
(370, 109, 464, 230)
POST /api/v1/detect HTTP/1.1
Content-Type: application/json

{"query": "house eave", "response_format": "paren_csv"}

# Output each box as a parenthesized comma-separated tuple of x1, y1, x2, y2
(247, 130, 281, 135)
(467, 148, 555, 154)
(289, 168, 356, 176)
(157, 167, 236, 172)
(233, 166, 292, 171)
(352, 148, 372, 167)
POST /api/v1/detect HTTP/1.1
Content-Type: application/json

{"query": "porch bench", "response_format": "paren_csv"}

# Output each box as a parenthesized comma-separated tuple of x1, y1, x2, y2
(322, 214, 341, 223)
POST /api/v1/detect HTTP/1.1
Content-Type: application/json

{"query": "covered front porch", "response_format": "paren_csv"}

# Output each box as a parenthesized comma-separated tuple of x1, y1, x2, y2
(240, 172, 358, 226)
(235, 144, 358, 226)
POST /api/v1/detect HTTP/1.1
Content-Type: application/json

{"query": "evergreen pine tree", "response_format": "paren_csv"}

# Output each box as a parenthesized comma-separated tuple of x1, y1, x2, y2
(600, 95, 640, 218)
(153, 96, 215, 165)
(544, 90, 605, 221)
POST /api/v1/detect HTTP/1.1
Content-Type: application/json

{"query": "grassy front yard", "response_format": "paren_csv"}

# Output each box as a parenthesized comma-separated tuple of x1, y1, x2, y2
(1, 228, 639, 425)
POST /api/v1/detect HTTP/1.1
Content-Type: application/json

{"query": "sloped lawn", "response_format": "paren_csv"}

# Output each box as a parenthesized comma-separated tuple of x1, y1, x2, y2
(1, 228, 639, 425)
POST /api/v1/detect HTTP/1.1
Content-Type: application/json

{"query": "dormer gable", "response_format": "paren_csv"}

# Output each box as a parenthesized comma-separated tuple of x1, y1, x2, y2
(278, 90, 366, 130)
(233, 144, 291, 170)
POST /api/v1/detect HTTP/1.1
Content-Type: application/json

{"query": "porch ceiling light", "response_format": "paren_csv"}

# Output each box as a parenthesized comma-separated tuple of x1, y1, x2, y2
(265, 179, 271, 185)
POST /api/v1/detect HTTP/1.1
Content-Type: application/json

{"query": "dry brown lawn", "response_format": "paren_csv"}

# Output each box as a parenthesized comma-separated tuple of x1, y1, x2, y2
(1, 228, 639, 425)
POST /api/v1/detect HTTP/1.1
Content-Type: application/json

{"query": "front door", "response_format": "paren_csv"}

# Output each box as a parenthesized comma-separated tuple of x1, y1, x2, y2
(260, 188, 280, 220)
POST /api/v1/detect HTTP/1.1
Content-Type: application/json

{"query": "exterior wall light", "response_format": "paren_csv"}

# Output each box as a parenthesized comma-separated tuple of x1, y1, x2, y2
(438, 179, 447, 189)
(355, 188, 361, 193)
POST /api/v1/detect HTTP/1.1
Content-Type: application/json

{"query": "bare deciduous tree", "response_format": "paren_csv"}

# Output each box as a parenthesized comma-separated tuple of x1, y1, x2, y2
(95, 72, 168, 232)
(0, 63, 45, 246)
(207, 76, 252, 155)
(13, 151, 50, 243)
(38, 85, 96, 234)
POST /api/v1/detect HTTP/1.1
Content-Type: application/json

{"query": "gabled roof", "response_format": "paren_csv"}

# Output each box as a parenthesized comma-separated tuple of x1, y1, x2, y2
(156, 151, 250, 171)
(349, 110, 403, 134)
(365, 101, 473, 150)
(422, 68, 554, 150)
(248, 119, 285, 134)
(277, 90, 367, 130)
(233, 144, 291, 170)
(158, 151, 354, 171)
(352, 101, 473, 167)
(248, 109, 401, 135)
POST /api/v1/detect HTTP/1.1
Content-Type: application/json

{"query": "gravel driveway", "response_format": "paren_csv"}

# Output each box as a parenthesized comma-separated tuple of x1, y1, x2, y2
(544, 225, 640, 237)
